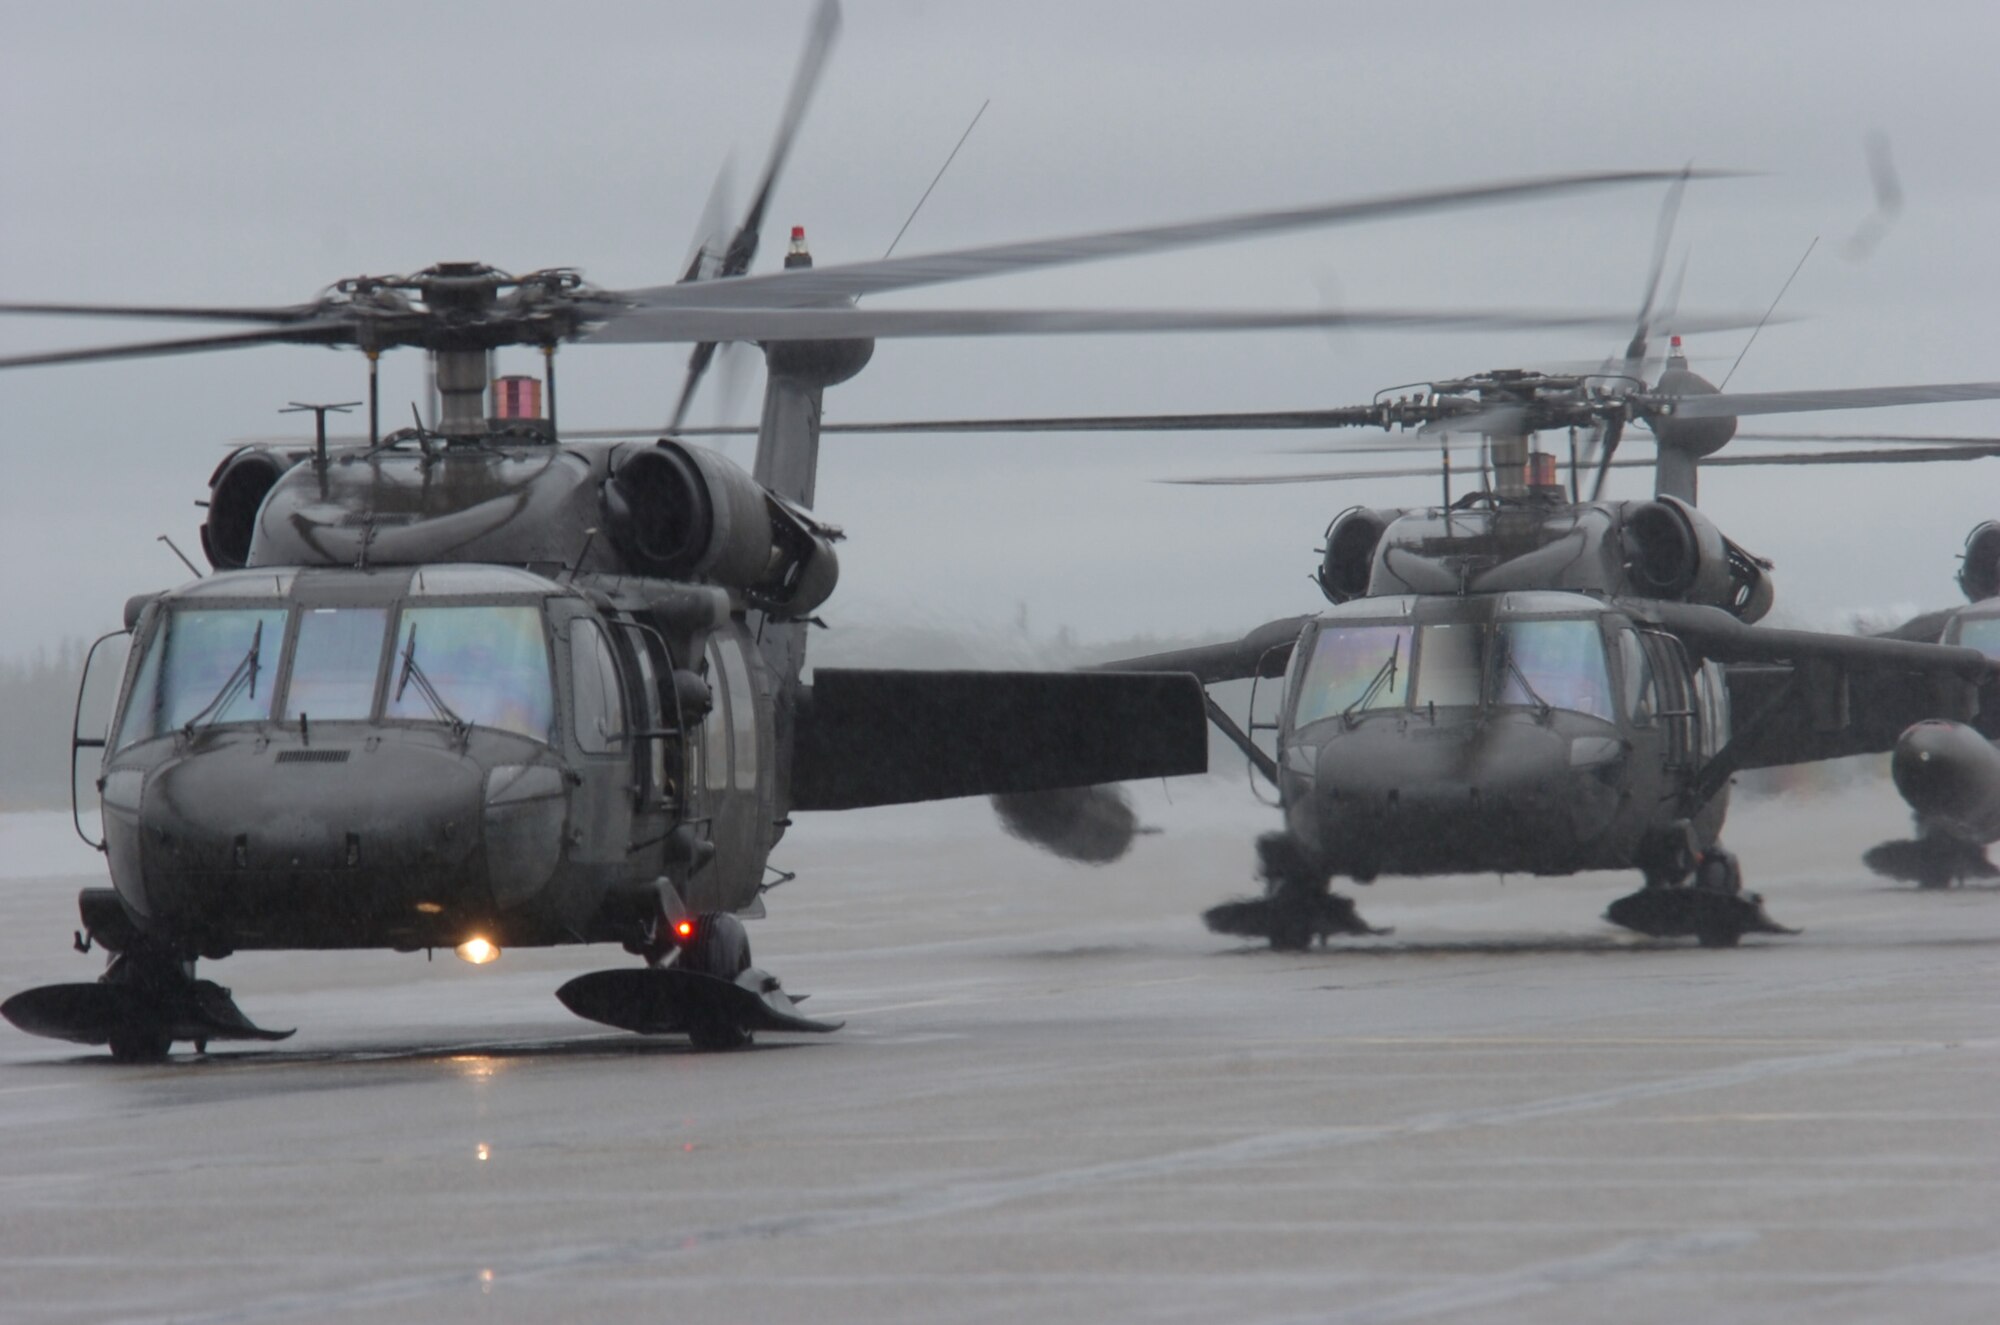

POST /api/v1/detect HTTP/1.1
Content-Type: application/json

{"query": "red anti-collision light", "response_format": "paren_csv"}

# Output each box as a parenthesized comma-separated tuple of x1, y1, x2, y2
(674, 919, 696, 940)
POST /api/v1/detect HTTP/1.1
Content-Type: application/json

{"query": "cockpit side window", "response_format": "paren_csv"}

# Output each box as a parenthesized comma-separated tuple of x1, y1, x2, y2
(1617, 627, 1657, 725)
(701, 640, 731, 791)
(565, 618, 627, 755)
(1292, 624, 1412, 727)
(718, 639, 759, 790)
(114, 606, 288, 749)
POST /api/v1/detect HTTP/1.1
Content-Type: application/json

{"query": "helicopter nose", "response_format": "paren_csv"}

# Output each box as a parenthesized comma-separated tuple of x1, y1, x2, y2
(1304, 716, 1618, 872)
(1315, 717, 1578, 806)
(1891, 720, 2000, 831)
(138, 737, 488, 940)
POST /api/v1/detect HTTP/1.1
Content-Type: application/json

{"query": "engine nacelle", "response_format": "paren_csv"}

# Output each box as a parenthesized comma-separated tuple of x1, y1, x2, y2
(1317, 507, 1395, 604)
(1621, 496, 1769, 620)
(202, 447, 303, 570)
(1960, 521, 2000, 602)
(601, 440, 839, 614)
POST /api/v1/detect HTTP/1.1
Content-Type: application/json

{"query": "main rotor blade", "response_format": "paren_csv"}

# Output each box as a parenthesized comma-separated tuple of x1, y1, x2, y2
(1169, 444, 2000, 486)
(609, 169, 1744, 312)
(586, 303, 1776, 345)
(1649, 380, 2000, 419)
(705, 406, 1389, 435)
(0, 318, 359, 370)
(0, 300, 325, 324)
(1625, 166, 1690, 364)
(727, 0, 840, 278)
(670, 0, 841, 428)
(1732, 429, 2000, 445)
(1704, 444, 2000, 467)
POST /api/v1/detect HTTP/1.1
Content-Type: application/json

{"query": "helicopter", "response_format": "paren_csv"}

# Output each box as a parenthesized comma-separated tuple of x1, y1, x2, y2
(1856, 517, 2000, 887)
(812, 302, 2000, 948)
(0, 1, 1740, 1057)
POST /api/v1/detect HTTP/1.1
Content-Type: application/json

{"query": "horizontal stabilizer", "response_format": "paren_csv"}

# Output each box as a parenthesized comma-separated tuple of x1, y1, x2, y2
(791, 668, 1207, 811)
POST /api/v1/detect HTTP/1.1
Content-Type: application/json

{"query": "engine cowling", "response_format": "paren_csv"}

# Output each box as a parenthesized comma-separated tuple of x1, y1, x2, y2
(601, 440, 838, 613)
(1317, 507, 1395, 604)
(1959, 521, 2000, 602)
(202, 447, 301, 570)
(1621, 496, 1770, 621)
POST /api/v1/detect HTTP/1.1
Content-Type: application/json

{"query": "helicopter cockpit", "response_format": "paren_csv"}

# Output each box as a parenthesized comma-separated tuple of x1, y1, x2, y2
(1288, 592, 1623, 731)
(1942, 603, 2000, 661)
(117, 576, 564, 752)
(114, 569, 562, 750)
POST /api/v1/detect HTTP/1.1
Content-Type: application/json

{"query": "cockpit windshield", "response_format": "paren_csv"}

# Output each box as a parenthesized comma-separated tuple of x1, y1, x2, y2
(284, 607, 389, 721)
(1493, 618, 1614, 720)
(1290, 615, 1613, 728)
(1292, 624, 1413, 727)
(114, 600, 555, 749)
(115, 607, 287, 748)
(1953, 615, 2000, 659)
(381, 605, 554, 741)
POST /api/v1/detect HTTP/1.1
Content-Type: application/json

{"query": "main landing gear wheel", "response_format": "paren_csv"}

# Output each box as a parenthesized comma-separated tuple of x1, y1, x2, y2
(556, 912, 842, 1046)
(1862, 833, 1998, 889)
(0, 943, 292, 1062)
(1203, 832, 1389, 951)
(678, 914, 754, 1052)
(1605, 843, 1797, 947)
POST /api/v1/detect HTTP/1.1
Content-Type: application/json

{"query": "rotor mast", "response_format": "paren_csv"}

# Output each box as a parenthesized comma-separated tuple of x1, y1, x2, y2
(421, 263, 503, 438)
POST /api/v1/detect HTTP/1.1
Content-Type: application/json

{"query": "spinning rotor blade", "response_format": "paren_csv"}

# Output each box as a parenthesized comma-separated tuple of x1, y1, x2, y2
(729, 0, 840, 277)
(1170, 444, 2000, 487)
(670, 0, 841, 428)
(1624, 166, 1690, 364)
(0, 300, 327, 324)
(1704, 444, 2000, 467)
(0, 317, 359, 370)
(679, 160, 737, 284)
(589, 303, 1777, 346)
(1648, 379, 2000, 419)
(613, 169, 1742, 313)
(742, 406, 1389, 435)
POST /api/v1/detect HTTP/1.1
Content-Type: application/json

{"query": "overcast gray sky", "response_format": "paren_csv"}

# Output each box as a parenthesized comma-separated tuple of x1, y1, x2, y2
(6, 0, 2000, 664)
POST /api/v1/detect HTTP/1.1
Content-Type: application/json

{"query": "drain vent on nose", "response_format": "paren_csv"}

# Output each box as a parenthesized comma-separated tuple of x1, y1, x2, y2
(276, 749, 351, 764)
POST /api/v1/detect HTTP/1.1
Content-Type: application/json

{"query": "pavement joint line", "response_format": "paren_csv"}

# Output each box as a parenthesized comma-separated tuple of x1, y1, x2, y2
(1261, 1229, 1760, 1325)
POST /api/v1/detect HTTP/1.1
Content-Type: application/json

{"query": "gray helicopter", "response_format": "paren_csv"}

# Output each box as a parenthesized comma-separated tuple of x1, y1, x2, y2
(829, 326, 2000, 948)
(2, 0, 1747, 1056)
(1859, 518, 2000, 887)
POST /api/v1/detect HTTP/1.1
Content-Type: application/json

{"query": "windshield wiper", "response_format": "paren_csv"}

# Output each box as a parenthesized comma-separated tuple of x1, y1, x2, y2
(1496, 637, 1555, 722)
(181, 620, 265, 736)
(1343, 635, 1402, 727)
(395, 623, 467, 738)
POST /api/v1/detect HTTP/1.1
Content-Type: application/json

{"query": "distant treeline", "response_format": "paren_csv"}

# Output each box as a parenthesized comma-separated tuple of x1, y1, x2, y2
(1, 642, 86, 811)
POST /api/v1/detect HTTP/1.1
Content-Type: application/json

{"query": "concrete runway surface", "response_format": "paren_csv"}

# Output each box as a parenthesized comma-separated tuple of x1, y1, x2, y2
(1, 779, 1996, 1324)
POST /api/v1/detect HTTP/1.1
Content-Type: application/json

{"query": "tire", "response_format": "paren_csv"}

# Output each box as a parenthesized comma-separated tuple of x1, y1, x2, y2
(679, 914, 752, 1052)
(1695, 850, 1742, 895)
(108, 1028, 172, 1063)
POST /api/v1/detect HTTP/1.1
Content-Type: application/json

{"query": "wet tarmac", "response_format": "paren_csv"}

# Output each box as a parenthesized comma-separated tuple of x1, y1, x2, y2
(2, 782, 1996, 1323)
